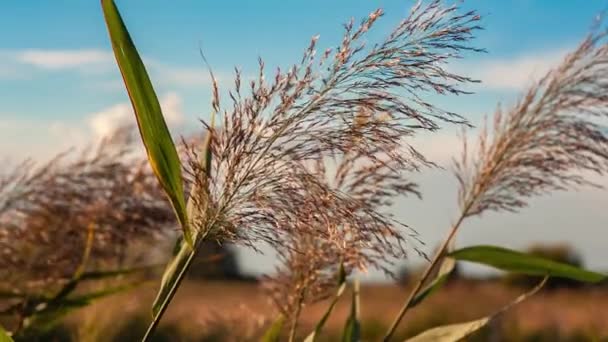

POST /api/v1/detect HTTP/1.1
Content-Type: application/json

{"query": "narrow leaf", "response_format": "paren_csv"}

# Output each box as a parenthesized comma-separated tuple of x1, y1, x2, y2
(260, 315, 286, 342)
(152, 118, 215, 317)
(405, 317, 490, 342)
(101, 0, 190, 245)
(409, 257, 455, 308)
(341, 279, 361, 342)
(0, 291, 26, 299)
(63, 282, 143, 306)
(0, 325, 13, 342)
(450, 245, 606, 283)
(152, 241, 196, 317)
(22, 282, 142, 337)
(404, 277, 547, 342)
(80, 264, 162, 281)
(186, 114, 215, 224)
(304, 264, 348, 342)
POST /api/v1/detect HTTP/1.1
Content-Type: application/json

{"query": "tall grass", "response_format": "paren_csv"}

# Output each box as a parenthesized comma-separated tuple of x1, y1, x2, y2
(0, 128, 175, 339)
(1, 0, 608, 341)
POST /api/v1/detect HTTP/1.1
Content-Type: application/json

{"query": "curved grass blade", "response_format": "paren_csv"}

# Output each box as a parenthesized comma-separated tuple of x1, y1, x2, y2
(101, 0, 191, 245)
(341, 279, 360, 342)
(20, 282, 143, 338)
(409, 256, 455, 309)
(304, 264, 348, 342)
(146, 118, 215, 340)
(186, 113, 215, 223)
(48, 223, 97, 304)
(405, 317, 489, 342)
(449, 245, 606, 283)
(404, 277, 547, 342)
(0, 325, 13, 342)
(152, 119, 215, 316)
(0, 291, 27, 300)
(80, 264, 163, 281)
(260, 315, 286, 342)
(151, 240, 196, 317)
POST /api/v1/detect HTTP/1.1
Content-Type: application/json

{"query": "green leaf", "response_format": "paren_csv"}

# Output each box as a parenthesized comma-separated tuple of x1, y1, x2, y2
(0, 325, 13, 342)
(152, 118, 215, 317)
(409, 256, 455, 309)
(405, 317, 490, 342)
(79, 264, 162, 281)
(21, 282, 141, 337)
(186, 115, 215, 225)
(404, 277, 547, 342)
(101, 0, 190, 246)
(449, 245, 606, 283)
(0, 291, 26, 299)
(304, 264, 348, 342)
(63, 282, 142, 306)
(152, 241, 196, 317)
(147, 110, 216, 340)
(341, 279, 360, 342)
(260, 315, 285, 342)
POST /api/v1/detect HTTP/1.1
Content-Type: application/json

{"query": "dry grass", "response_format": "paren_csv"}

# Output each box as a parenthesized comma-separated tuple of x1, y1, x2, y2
(179, 1, 485, 331)
(4, 0, 608, 340)
(0, 127, 176, 295)
(63, 280, 608, 341)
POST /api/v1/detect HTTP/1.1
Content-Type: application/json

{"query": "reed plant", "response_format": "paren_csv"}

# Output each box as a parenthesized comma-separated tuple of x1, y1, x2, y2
(2, 0, 608, 341)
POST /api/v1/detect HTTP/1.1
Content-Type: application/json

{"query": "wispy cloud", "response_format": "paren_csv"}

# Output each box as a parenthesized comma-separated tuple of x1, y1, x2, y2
(16, 49, 113, 70)
(150, 62, 216, 87)
(88, 91, 186, 139)
(0, 91, 187, 163)
(1, 48, 238, 89)
(454, 48, 568, 91)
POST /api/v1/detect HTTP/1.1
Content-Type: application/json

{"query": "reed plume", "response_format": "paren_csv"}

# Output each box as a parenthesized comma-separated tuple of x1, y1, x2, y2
(186, 0, 481, 259)
(179, 2, 484, 338)
(455, 28, 608, 217)
(0, 127, 175, 294)
(385, 22, 608, 340)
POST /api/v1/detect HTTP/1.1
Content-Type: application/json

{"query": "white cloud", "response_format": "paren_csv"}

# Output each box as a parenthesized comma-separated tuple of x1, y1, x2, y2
(144, 59, 227, 87)
(410, 131, 462, 167)
(0, 117, 87, 162)
(88, 91, 186, 139)
(454, 48, 569, 91)
(16, 49, 113, 70)
(0, 48, 237, 90)
(160, 92, 185, 126)
(157, 65, 213, 86)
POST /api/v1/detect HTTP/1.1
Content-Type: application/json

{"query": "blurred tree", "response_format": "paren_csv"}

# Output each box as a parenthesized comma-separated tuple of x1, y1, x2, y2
(186, 241, 246, 281)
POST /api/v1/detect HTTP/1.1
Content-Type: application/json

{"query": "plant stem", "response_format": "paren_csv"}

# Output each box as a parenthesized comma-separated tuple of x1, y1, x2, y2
(141, 243, 199, 342)
(288, 289, 306, 342)
(383, 206, 471, 341)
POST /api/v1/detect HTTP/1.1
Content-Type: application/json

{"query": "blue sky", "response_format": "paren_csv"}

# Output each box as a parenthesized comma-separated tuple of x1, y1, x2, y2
(1, 1, 608, 278)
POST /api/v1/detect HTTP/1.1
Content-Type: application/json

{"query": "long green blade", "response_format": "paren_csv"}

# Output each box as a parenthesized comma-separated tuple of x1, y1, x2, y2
(404, 277, 547, 342)
(409, 256, 455, 309)
(449, 245, 606, 283)
(405, 317, 490, 342)
(80, 264, 162, 281)
(101, 0, 191, 245)
(260, 315, 286, 342)
(0, 325, 13, 342)
(152, 119, 215, 316)
(341, 279, 360, 342)
(147, 118, 215, 338)
(151, 240, 195, 316)
(21, 283, 142, 337)
(304, 264, 348, 342)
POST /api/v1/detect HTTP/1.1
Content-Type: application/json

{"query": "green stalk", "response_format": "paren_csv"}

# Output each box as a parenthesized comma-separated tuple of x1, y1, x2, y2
(142, 242, 199, 341)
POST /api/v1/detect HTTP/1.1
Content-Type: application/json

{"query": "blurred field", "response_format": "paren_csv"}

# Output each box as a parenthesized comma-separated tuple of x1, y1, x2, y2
(58, 279, 608, 341)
